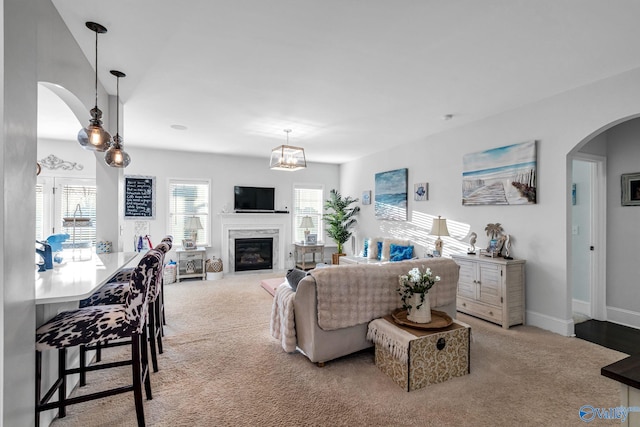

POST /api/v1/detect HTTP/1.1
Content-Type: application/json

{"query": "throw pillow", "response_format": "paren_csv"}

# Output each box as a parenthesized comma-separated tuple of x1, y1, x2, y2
(286, 268, 308, 291)
(362, 239, 369, 257)
(367, 237, 383, 260)
(389, 244, 414, 262)
(380, 238, 411, 262)
(377, 241, 383, 260)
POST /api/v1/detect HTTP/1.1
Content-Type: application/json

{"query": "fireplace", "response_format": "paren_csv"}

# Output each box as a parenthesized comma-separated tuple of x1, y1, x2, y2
(234, 238, 273, 272)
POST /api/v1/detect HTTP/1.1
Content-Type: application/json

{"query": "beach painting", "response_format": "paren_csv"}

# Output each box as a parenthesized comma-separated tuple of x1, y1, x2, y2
(462, 141, 537, 205)
(375, 168, 408, 220)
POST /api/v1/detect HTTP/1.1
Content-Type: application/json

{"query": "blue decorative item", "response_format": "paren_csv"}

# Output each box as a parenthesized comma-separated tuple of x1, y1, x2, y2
(35, 241, 53, 270)
(389, 244, 414, 261)
(46, 234, 70, 252)
(362, 239, 369, 257)
(377, 241, 383, 260)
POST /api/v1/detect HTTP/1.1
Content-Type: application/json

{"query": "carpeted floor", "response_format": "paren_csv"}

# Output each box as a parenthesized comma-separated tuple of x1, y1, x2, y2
(49, 272, 627, 427)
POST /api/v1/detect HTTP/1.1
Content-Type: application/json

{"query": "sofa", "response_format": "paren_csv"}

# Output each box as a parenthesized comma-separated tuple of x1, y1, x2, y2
(292, 257, 459, 365)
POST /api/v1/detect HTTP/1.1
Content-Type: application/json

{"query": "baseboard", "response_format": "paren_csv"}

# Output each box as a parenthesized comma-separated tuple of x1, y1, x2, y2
(572, 299, 591, 316)
(606, 306, 640, 329)
(526, 309, 574, 337)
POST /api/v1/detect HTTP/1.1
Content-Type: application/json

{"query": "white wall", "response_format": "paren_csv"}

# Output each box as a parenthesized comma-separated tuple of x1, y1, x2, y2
(38, 139, 341, 264)
(604, 118, 640, 327)
(341, 67, 640, 336)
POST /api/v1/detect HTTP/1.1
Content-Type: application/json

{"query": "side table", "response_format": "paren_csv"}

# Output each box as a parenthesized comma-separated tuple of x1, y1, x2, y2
(368, 315, 470, 391)
(176, 248, 207, 282)
(293, 243, 324, 270)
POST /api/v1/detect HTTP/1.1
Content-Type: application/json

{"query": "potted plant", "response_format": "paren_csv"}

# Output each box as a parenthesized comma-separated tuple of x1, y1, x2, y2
(323, 189, 360, 265)
(397, 266, 441, 323)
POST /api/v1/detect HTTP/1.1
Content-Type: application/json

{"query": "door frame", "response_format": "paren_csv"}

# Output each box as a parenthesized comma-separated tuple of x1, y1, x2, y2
(571, 153, 607, 321)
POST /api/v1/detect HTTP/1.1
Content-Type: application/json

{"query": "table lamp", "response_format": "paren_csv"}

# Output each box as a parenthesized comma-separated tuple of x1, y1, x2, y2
(299, 216, 314, 241)
(185, 216, 204, 243)
(429, 215, 449, 256)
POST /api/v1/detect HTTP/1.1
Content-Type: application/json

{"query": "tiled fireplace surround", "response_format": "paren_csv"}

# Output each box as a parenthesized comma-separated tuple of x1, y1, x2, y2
(220, 213, 288, 273)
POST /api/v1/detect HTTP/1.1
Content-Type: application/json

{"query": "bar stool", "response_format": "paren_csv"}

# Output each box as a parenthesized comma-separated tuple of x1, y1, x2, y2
(35, 250, 160, 427)
(78, 238, 172, 372)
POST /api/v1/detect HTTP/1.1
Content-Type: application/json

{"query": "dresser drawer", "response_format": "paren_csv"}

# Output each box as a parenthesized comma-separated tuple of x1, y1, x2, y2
(457, 297, 502, 324)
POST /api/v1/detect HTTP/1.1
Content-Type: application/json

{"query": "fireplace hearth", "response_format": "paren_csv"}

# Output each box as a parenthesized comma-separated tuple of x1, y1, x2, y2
(234, 238, 273, 272)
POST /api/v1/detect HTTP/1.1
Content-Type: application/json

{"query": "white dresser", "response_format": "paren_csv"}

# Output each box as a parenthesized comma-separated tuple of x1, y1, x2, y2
(451, 254, 526, 329)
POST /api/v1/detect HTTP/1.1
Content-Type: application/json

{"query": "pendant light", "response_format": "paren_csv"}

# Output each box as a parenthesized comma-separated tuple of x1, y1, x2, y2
(77, 22, 111, 151)
(269, 129, 307, 171)
(104, 70, 131, 168)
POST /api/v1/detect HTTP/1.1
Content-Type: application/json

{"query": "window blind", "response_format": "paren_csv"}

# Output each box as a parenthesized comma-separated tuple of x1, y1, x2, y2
(168, 179, 210, 246)
(293, 185, 324, 243)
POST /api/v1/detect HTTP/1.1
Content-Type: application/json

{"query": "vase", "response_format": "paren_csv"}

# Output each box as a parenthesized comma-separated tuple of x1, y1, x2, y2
(407, 292, 432, 323)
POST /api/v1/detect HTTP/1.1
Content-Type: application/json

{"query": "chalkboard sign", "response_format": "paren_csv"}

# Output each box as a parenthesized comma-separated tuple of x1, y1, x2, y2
(124, 176, 156, 219)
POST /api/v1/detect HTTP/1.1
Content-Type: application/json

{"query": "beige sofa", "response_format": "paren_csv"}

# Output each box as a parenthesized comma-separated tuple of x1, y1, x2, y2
(293, 257, 459, 365)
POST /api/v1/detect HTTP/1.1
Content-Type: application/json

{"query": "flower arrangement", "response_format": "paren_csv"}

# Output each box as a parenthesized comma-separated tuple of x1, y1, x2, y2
(397, 266, 441, 310)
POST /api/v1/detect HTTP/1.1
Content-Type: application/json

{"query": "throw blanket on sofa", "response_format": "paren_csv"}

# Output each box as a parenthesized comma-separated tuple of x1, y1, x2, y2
(311, 258, 459, 331)
(270, 282, 297, 352)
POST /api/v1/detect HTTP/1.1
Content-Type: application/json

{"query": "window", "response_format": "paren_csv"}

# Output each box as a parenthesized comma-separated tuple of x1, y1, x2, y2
(36, 177, 97, 246)
(293, 184, 324, 243)
(168, 179, 210, 247)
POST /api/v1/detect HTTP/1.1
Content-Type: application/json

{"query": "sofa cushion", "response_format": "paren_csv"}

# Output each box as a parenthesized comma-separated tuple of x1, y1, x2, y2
(286, 268, 308, 291)
(380, 238, 411, 262)
(389, 244, 414, 261)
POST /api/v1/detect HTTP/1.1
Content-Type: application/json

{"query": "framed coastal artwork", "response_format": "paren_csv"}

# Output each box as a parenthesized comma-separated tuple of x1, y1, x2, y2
(621, 172, 640, 206)
(362, 190, 371, 205)
(414, 183, 428, 201)
(462, 140, 537, 206)
(375, 168, 408, 220)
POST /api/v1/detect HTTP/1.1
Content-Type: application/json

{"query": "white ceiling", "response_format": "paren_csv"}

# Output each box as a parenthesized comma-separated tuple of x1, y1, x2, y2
(40, 1, 640, 164)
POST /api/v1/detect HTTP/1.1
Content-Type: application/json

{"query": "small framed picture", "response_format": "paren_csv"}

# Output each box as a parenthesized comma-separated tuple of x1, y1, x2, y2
(362, 190, 371, 205)
(414, 183, 428, 201)
(305, 234, 317, 245)
(182, 239, 197, 250)
(621, 172, 640, 206)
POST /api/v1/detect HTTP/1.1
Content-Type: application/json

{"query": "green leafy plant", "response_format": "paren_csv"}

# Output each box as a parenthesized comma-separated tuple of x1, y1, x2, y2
(323, 189, 360, 254)
(397, 266, 441, 310)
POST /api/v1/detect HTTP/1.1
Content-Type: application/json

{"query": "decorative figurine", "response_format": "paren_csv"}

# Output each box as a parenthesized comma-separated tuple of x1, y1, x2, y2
(467, 232, 477, 254)
(503, 234, 513, 259)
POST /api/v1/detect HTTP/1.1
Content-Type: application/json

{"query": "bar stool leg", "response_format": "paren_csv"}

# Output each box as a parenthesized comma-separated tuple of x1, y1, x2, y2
(147, 304, 159, 373)
(35, 350, 42, 427)
(131, 335, 146, 427)
(79, 344, 87, 386)
(58, 348, 67, 418)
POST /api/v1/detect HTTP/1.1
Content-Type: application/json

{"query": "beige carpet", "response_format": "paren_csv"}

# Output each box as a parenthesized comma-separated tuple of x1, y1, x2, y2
(50, 272, 626, 427)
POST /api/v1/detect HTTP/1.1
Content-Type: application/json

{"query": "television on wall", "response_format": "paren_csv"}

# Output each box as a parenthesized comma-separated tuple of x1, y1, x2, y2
(234, 186, 275, 212)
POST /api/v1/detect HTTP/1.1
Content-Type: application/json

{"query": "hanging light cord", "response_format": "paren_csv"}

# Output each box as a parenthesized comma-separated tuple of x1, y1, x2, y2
(93, 29, 99, 108)
(115, 74, 120, 139)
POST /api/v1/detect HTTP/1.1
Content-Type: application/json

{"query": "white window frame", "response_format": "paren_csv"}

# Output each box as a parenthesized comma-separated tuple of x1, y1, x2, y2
(292, 183, 324, 244)
(167, 178, 211, 248)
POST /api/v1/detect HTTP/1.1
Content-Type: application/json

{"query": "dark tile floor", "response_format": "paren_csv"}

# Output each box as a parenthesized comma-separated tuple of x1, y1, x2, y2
(575, 319, 640, 356)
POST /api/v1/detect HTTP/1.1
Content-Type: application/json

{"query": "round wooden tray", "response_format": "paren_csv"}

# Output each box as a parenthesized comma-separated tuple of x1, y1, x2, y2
(391, 308, 453, 330)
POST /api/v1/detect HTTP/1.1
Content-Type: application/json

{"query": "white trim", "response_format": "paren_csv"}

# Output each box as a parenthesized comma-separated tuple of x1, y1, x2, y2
(572, 298, 591, 317)
(526, 309, 574, 336)
(606, 306, 640, 329)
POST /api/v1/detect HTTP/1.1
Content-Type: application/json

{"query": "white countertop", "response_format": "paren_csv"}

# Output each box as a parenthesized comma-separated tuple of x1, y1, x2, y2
(35, 252, 140, 305)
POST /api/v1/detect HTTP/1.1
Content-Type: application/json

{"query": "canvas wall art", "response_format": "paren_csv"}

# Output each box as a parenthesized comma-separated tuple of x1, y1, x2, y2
(362, 190, 371, 205)
(414, 183, 428, 201)
(375, 168, 408, 220)
(462, 141, 537, 205)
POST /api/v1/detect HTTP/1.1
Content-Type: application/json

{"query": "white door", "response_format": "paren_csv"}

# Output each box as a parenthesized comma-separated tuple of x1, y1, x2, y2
(571, 155, 606, 320)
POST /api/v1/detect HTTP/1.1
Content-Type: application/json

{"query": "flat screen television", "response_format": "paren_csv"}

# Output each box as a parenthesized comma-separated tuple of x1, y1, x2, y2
(234, 186, 275, 212)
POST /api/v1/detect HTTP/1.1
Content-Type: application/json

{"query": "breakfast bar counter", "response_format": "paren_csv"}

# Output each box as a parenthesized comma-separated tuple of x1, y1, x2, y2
(35, 251, 140, 305)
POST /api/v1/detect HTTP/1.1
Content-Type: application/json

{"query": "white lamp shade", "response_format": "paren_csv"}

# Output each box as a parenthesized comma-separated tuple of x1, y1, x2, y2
(270, 145, 307, 171)
(299, 216, 314, 229)
(430, 217, 450, 237)
(185, 216, 204, 231)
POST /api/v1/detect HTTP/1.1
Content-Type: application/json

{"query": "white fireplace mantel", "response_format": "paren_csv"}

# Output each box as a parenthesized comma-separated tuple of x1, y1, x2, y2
(220, 213, 289, 273)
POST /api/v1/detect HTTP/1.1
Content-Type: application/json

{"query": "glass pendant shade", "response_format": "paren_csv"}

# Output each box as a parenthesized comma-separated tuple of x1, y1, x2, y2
(78, 22, 111, 152)
(78, 107, 111, 151)
(104, 134, 131, 168)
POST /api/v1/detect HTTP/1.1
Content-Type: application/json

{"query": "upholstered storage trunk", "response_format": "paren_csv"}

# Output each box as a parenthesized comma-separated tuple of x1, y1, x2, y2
(371, 318, 470, 391)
